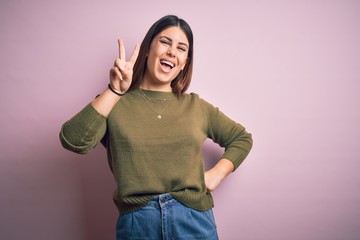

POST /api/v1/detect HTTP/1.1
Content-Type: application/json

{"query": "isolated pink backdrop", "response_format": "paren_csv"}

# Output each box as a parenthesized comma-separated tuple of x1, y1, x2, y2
(1, 0, 360, 239)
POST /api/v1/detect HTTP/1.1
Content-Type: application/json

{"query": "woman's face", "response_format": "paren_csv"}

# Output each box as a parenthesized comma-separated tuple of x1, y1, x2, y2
(143, 26, 189, 91)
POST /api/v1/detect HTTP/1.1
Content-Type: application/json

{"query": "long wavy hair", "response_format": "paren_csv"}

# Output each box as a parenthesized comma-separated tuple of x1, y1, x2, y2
(128, 15, 194, 95)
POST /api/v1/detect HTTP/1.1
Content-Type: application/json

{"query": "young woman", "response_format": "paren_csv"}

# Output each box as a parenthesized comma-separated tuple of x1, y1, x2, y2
(60, 15, 253, 240)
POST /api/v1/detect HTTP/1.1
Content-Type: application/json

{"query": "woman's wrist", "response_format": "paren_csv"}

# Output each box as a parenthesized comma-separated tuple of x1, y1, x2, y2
(213, 159, 234, 179)
(91, 86, 122, 117)
(108, 83, 125, 96)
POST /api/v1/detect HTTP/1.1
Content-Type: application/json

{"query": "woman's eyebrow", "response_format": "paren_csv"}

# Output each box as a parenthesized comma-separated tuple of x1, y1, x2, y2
(160, 36, 189, 48)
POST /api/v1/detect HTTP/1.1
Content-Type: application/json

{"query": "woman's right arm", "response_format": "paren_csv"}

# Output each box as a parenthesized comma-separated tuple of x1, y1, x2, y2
(59, 38, 139, 154)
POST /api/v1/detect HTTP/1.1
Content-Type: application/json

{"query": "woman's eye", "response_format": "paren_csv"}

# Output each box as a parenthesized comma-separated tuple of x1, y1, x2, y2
(160, 40, 170, 45)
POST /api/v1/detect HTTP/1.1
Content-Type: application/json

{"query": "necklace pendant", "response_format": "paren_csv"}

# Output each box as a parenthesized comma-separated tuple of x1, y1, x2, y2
(157, 115, 162, 119)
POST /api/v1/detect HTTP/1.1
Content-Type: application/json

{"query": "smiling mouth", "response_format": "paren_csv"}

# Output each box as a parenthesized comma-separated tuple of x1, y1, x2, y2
(160, 60, 175, 71)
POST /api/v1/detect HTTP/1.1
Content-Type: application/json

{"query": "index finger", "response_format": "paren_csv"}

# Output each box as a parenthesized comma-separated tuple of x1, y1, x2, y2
(118, 38, 125, 60)
(129, 43, 140, 65)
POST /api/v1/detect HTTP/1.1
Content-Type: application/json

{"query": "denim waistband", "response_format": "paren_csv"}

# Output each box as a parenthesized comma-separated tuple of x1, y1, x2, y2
(145, 193, 177, 208)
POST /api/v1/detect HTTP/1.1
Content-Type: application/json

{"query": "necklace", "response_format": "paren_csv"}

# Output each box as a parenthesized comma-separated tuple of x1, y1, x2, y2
(139, 88, 172, 119)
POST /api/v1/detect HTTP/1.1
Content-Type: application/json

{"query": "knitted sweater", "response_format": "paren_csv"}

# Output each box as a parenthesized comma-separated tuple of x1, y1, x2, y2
(60, 89, 253, 214)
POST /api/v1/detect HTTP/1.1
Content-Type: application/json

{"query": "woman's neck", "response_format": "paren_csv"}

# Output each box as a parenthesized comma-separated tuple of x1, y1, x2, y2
(139, 82, 172, 92)
(140, 72, 173, 92)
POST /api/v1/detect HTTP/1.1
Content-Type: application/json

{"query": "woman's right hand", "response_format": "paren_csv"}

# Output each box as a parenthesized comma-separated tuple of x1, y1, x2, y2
(109, 38, 140, 94)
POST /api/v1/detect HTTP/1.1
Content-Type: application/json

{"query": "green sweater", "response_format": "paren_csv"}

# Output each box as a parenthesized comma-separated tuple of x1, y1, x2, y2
(60, 89, 252, 214)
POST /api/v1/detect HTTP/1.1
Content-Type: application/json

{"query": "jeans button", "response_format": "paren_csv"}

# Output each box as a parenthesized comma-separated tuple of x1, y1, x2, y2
(160, 198, 166, 203)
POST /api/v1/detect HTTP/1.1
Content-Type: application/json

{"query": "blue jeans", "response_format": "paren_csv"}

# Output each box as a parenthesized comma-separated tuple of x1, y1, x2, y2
(116, 193, 219, 240)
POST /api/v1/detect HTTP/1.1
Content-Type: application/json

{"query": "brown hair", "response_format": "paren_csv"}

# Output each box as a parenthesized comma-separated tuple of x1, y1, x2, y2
(129, 15, 194, 95)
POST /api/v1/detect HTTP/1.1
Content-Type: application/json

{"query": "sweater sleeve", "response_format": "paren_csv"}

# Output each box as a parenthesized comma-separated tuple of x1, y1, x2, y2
(200, 98, 253, 170)
(59, 103, 107, 154)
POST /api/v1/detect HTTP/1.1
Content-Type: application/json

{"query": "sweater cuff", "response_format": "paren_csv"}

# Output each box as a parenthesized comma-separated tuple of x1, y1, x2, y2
(221, 149, 249, 171)
(60, 104, 106, 154)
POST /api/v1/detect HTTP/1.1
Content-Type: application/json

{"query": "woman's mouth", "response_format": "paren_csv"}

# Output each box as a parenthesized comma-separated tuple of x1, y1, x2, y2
(160, 60, 175, 73)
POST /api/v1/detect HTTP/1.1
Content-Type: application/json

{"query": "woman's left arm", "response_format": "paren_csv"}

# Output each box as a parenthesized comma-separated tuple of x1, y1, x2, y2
(200, 98, 253, 192)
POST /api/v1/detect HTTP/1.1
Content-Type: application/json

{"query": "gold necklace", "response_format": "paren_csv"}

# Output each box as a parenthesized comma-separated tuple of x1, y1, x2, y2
(139, 88, 172, 119)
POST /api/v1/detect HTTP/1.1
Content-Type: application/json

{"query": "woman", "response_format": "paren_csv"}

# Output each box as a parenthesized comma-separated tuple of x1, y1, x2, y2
(60, 15, 253, 240)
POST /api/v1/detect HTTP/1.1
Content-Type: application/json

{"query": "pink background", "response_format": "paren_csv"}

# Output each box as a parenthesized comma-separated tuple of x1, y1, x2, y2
(1, 0, 360, 239)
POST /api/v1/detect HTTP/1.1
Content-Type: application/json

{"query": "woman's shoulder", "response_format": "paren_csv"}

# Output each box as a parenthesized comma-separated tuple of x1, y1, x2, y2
(184, 91, 209, 100)
(183, 92, 216, 111)
(182, 92, 203, 104)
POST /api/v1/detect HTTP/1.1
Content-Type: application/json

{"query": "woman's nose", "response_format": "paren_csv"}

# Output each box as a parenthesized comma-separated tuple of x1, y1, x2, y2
(166, 46, 176, 57)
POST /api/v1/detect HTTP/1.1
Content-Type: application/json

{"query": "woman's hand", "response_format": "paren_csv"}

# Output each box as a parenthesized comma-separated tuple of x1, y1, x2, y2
(204, 169, 224, 193)
(109, 38, 140, 94)
(204, 159, 234, 192)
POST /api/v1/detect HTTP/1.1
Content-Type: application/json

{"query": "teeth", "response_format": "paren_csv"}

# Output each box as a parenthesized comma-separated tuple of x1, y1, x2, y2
(160, 60, 175, 68)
